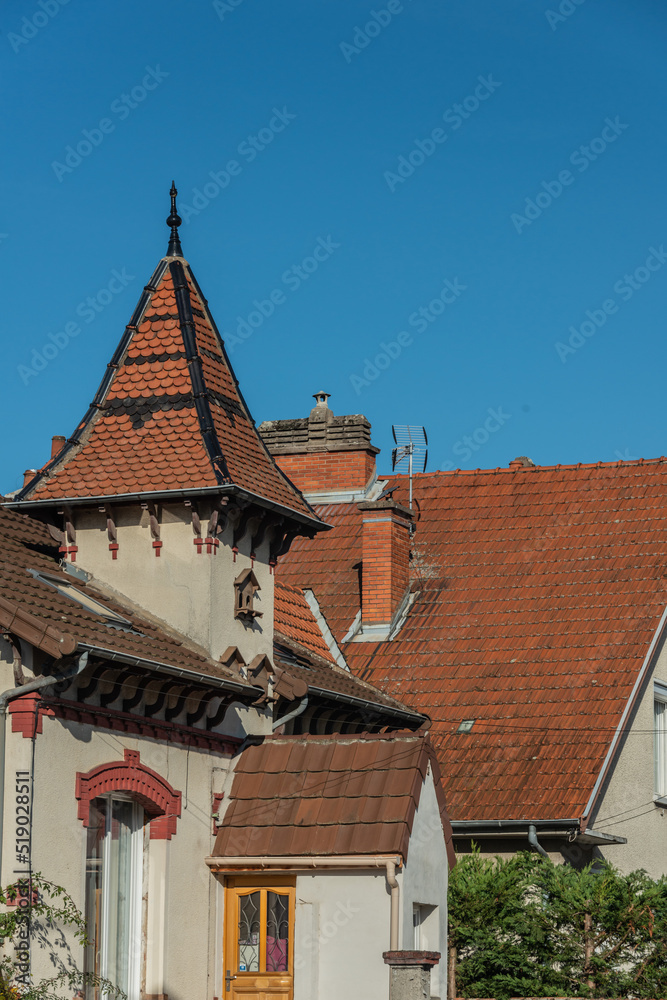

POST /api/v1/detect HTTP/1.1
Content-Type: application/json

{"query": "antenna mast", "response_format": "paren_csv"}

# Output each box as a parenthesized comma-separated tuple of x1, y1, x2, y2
(391, 425, 428, 508)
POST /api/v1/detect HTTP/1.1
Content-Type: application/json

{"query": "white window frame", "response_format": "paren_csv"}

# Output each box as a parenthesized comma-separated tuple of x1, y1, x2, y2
(654, 681, 667, 801)
(88, 794, 145, 1000)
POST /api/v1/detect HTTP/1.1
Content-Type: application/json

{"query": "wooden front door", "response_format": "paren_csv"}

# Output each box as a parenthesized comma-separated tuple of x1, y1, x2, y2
(224, 878, 295, 999)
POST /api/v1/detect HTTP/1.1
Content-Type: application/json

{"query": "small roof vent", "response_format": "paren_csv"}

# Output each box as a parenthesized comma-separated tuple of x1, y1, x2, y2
(509, 456, 535, 469)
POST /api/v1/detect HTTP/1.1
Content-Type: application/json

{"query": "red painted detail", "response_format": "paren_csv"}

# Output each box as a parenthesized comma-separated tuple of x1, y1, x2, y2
(205, 537, 219, 555)
(8, 693, 54, 738)
(41, 697, 241, 754)
(75, 748, 182, 840)
(153, 540, 163, 557)
(109, 542, 119, 560)
(68, 545, 78, 563)
(232, 546, 238, 563)
(194, 538, 204, 554)
(58, 546, 68, 556)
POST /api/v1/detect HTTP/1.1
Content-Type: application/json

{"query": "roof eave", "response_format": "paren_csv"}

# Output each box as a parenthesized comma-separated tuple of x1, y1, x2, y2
(5, 483, 327, 533)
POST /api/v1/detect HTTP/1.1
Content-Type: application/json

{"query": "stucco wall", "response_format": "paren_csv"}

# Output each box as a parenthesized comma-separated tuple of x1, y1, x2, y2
(3, 705, 231, 1000)
(402, 770, 449, 998)
(72, 502, 274, 664)
(292, 870, 391, 1000)
(588, 629, 667, 879)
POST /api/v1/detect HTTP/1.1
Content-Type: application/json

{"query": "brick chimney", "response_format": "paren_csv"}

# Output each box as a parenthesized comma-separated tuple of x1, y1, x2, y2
(357, 499, 413, 637)
(259, 393, 379, 497)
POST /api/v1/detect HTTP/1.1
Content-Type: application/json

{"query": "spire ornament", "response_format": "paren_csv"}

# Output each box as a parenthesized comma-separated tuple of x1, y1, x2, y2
(166, 181, 183, 257)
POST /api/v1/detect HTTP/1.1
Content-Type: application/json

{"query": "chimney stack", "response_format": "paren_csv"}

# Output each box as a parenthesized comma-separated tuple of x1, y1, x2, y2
(23, 470, 37, 488)
(358, 499, 413, 635)
(259, 394, 379, 498)
(51, 435, 66, 459)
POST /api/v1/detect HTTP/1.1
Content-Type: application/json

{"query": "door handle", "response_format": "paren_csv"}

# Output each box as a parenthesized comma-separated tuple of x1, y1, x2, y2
(225, 970, 237, 992)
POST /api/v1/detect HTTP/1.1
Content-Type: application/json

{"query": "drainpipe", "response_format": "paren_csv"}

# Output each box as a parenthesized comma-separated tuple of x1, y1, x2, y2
(528, 823, 549, 859)
(385, 859, 400, 950)
(0, 651, 90, 882)
(272, 694, 309, 732)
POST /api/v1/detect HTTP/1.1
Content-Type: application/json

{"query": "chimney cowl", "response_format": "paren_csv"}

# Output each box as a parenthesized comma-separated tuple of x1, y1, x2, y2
(509, 456, 536, 469)
(51, 435, 67, 459)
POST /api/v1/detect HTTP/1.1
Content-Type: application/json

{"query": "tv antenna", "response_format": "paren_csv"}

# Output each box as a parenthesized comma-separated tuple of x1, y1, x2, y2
(391, 425, 428, 509)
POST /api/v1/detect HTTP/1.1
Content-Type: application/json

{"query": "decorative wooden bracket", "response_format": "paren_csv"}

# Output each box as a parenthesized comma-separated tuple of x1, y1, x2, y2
(145, 503, 162, 557)
(269, 526, 301, 571)
(251, 514, 283, 566)
(102, 505, 119, 560)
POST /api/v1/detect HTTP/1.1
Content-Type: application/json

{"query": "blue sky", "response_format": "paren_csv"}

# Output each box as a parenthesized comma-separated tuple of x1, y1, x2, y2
(2, 0, 666, 492)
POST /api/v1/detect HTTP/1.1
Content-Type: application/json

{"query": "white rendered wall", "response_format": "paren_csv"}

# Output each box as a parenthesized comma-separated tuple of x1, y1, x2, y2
(71, 502, 274, 664)
(588, 630, 667, 879)
(2, 706, 233, 1000)
(293, 870, 391, 1000)
(401, 771, 449, 998)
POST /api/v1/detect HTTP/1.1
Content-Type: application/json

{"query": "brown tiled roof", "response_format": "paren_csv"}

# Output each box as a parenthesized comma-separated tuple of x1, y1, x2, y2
(0, 505, 255, 690)
(278, 460, 667, 824)
(16, 258, 319, 526)
(213, 732, 453, 861)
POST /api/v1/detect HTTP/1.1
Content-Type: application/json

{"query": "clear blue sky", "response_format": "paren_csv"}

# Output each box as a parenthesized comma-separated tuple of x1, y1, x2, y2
(2, 0, 666, 493)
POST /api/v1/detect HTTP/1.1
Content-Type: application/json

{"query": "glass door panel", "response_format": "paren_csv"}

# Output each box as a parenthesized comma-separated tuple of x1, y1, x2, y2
(225, 881, 295, 999)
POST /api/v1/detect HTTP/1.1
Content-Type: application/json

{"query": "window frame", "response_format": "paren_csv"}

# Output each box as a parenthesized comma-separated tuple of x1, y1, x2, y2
(654, 681, 667, 801)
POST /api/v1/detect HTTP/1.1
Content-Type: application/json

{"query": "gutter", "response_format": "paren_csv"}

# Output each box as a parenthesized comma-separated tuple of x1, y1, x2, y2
(0, 651, 91, 881)
(451, 819, 579, 835)
(306, 684, 426, 724)
(581, 602, 667, 830)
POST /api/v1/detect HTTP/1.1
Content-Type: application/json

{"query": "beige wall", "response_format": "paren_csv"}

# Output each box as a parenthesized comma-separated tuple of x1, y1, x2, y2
(401, 771, 449, 998)
(3, 703, 232, 1000)
(72, 502, 274, 664)
(588, 629, 667, 879)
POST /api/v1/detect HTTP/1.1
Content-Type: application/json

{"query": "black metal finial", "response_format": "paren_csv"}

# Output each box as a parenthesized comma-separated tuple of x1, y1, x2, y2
(166, 181, 183, 257)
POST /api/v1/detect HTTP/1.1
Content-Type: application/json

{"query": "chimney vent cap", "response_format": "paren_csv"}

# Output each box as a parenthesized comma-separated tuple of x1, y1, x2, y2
(312, 391, 331, 407)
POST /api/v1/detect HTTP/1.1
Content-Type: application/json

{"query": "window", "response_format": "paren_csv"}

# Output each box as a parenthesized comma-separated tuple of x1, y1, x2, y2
(27, 568, 141, 632)
(655, 682, 667, 798)
(85, 796, 145, 1000)
(412, 902, 439, 951)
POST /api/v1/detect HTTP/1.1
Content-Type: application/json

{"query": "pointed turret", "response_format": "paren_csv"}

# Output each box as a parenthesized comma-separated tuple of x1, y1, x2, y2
(16, 186, 319, 529)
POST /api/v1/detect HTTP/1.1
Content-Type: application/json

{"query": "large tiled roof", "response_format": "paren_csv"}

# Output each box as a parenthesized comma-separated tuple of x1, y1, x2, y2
(278, 459, 667, 823)
(273, 580, 424, 720)
(17, 256, 318, 525)
(213, 732, 453, 860)
(0, 505, 255, 689)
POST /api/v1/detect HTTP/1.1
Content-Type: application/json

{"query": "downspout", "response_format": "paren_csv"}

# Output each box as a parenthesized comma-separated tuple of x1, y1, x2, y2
(528, 824, 549, 859)
(385, 859, 400, 950)
(0, 650, 90, 882)
(272, 694, 309, 732)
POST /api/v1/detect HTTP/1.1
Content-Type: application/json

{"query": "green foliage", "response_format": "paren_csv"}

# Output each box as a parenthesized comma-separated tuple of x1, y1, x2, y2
(448, 848, 667, 999)
(0, 874, 124, 1000)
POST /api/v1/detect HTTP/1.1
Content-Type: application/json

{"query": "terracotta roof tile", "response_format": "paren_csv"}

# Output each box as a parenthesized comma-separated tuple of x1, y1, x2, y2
(17, 260, 319, 527)
(213, 732, 450, 859)
(278, 462, 667, 823)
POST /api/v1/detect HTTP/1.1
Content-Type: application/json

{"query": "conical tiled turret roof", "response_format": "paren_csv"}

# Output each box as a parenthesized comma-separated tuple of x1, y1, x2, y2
(16, 187, 321, 528)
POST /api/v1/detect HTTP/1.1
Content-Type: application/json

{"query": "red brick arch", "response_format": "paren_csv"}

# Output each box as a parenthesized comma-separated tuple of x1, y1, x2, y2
(75, 749, 181, 839)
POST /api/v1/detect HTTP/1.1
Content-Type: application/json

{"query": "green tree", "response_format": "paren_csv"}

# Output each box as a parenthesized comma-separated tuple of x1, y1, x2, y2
(0, 874, 123, 1000)
(448, 848, 667, 999)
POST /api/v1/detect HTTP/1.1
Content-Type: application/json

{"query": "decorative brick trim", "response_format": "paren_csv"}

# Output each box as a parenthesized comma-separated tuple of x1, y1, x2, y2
(75, 749, 182, 840)
(8, 693, 53, 739)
